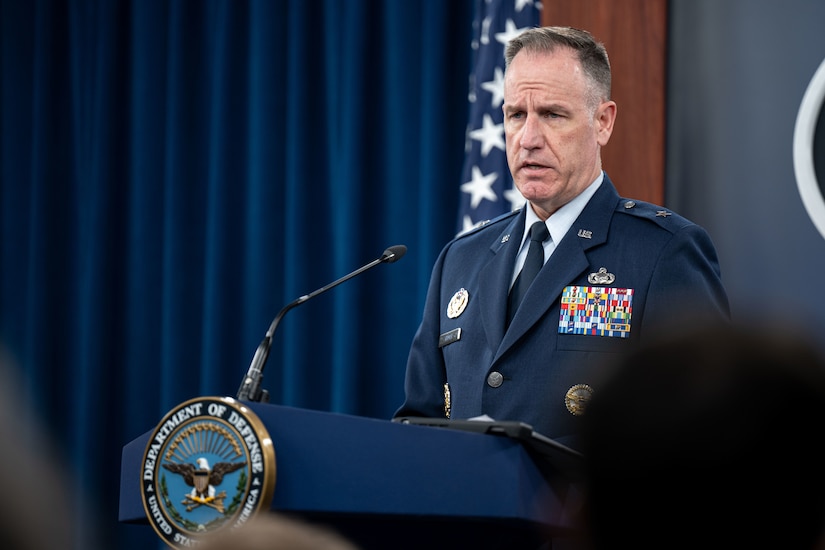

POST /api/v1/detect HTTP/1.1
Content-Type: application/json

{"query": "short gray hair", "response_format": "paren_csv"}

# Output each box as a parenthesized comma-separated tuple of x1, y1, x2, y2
(504, 26, 611, 105)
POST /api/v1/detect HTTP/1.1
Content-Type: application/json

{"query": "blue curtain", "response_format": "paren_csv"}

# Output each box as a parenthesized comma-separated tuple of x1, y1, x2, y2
(0, 1, 473, 548)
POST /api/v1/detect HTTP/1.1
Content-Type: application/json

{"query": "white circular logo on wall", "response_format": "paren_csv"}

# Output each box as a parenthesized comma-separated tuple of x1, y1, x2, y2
(793, 56, 825, 241)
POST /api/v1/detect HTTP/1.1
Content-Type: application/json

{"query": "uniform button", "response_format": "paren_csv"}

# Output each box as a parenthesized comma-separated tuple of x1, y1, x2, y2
(487, 371, 504, 388)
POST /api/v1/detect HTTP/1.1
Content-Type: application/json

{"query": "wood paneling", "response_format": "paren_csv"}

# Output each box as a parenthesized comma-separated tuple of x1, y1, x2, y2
(542, 0, 667, 204)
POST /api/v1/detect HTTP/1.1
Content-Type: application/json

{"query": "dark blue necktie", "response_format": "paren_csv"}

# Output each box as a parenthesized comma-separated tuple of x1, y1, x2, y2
(507, 221, 550, 325)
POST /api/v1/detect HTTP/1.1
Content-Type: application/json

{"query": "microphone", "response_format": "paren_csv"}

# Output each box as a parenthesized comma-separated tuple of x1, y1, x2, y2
(235, 244, 407, 402)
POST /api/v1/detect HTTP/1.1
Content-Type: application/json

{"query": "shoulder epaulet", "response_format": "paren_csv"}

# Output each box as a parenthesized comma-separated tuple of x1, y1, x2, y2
(615, 198, 691, 232)
(455, 208, 520, 240)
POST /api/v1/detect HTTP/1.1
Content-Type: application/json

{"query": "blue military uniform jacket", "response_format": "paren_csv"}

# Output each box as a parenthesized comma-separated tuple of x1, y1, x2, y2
(395, 174, 729, 450)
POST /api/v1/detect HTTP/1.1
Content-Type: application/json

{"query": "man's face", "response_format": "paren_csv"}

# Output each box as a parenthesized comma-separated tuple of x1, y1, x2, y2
(503, 47, 615, 219)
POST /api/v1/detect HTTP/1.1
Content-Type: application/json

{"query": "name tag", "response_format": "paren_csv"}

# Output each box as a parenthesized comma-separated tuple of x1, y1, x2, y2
(438, 328, 462, 348)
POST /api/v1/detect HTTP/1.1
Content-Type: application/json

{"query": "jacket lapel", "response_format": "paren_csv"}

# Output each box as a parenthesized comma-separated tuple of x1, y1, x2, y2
(494, 178, 621, 362)
(477, 211, 525, 350)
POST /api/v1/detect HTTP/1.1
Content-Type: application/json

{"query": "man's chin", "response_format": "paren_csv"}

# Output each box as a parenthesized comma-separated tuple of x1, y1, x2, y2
(516, 181, 558, 202)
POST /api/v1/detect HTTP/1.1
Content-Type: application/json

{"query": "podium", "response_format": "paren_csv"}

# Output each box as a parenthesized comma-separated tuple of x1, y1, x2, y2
(120, 402, 583, 549)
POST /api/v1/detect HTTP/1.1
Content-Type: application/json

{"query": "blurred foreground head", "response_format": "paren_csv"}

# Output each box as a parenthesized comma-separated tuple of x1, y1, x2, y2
(580, 321, 825, 549)
(196, 513, 360, 550)
(0, 349, 82, 550)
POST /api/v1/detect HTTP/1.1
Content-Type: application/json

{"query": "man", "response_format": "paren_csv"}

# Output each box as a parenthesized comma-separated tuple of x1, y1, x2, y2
(394, 27, 729, 450)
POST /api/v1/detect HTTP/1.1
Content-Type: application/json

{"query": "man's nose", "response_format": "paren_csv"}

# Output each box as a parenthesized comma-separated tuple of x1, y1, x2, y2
(519, 114, 543, 149)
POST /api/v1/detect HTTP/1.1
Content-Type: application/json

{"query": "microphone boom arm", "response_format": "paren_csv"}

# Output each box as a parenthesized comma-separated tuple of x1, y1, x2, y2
(235, 245, 406, 402)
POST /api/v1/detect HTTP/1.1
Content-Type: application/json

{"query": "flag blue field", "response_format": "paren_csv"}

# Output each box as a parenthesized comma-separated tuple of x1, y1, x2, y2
(457, 0, 541, 234)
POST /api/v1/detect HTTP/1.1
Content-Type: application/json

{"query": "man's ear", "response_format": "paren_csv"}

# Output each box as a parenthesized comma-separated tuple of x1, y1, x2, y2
(596, 100, 617, 146)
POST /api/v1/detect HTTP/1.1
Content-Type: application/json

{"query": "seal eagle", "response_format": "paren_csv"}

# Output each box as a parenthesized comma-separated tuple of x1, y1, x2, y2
(162, 457, 246, 499)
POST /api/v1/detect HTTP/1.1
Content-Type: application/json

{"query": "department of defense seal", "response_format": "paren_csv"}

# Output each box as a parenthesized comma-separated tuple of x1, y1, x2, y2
(140, 396, 276, 548)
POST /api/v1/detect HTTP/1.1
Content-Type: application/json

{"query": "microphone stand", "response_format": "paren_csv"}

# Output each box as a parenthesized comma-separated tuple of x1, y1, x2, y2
(235, 245, 406, 403)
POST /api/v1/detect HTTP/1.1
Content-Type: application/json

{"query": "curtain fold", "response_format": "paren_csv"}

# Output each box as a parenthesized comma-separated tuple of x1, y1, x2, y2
(0, 1, 473, 548)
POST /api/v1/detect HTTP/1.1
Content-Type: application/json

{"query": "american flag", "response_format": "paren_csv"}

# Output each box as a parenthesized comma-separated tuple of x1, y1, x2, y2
(457, 0, 541, 234)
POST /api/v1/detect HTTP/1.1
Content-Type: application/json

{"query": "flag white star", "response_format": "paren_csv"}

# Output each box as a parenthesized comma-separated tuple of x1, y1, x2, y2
(515, 0, 537, 12)
(495, 19, 529, 48)
(480, 15, 493, 47)
(461, 165, 499, 209)
(468, 113, 505, 157)
(480, 66, 505, 108)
